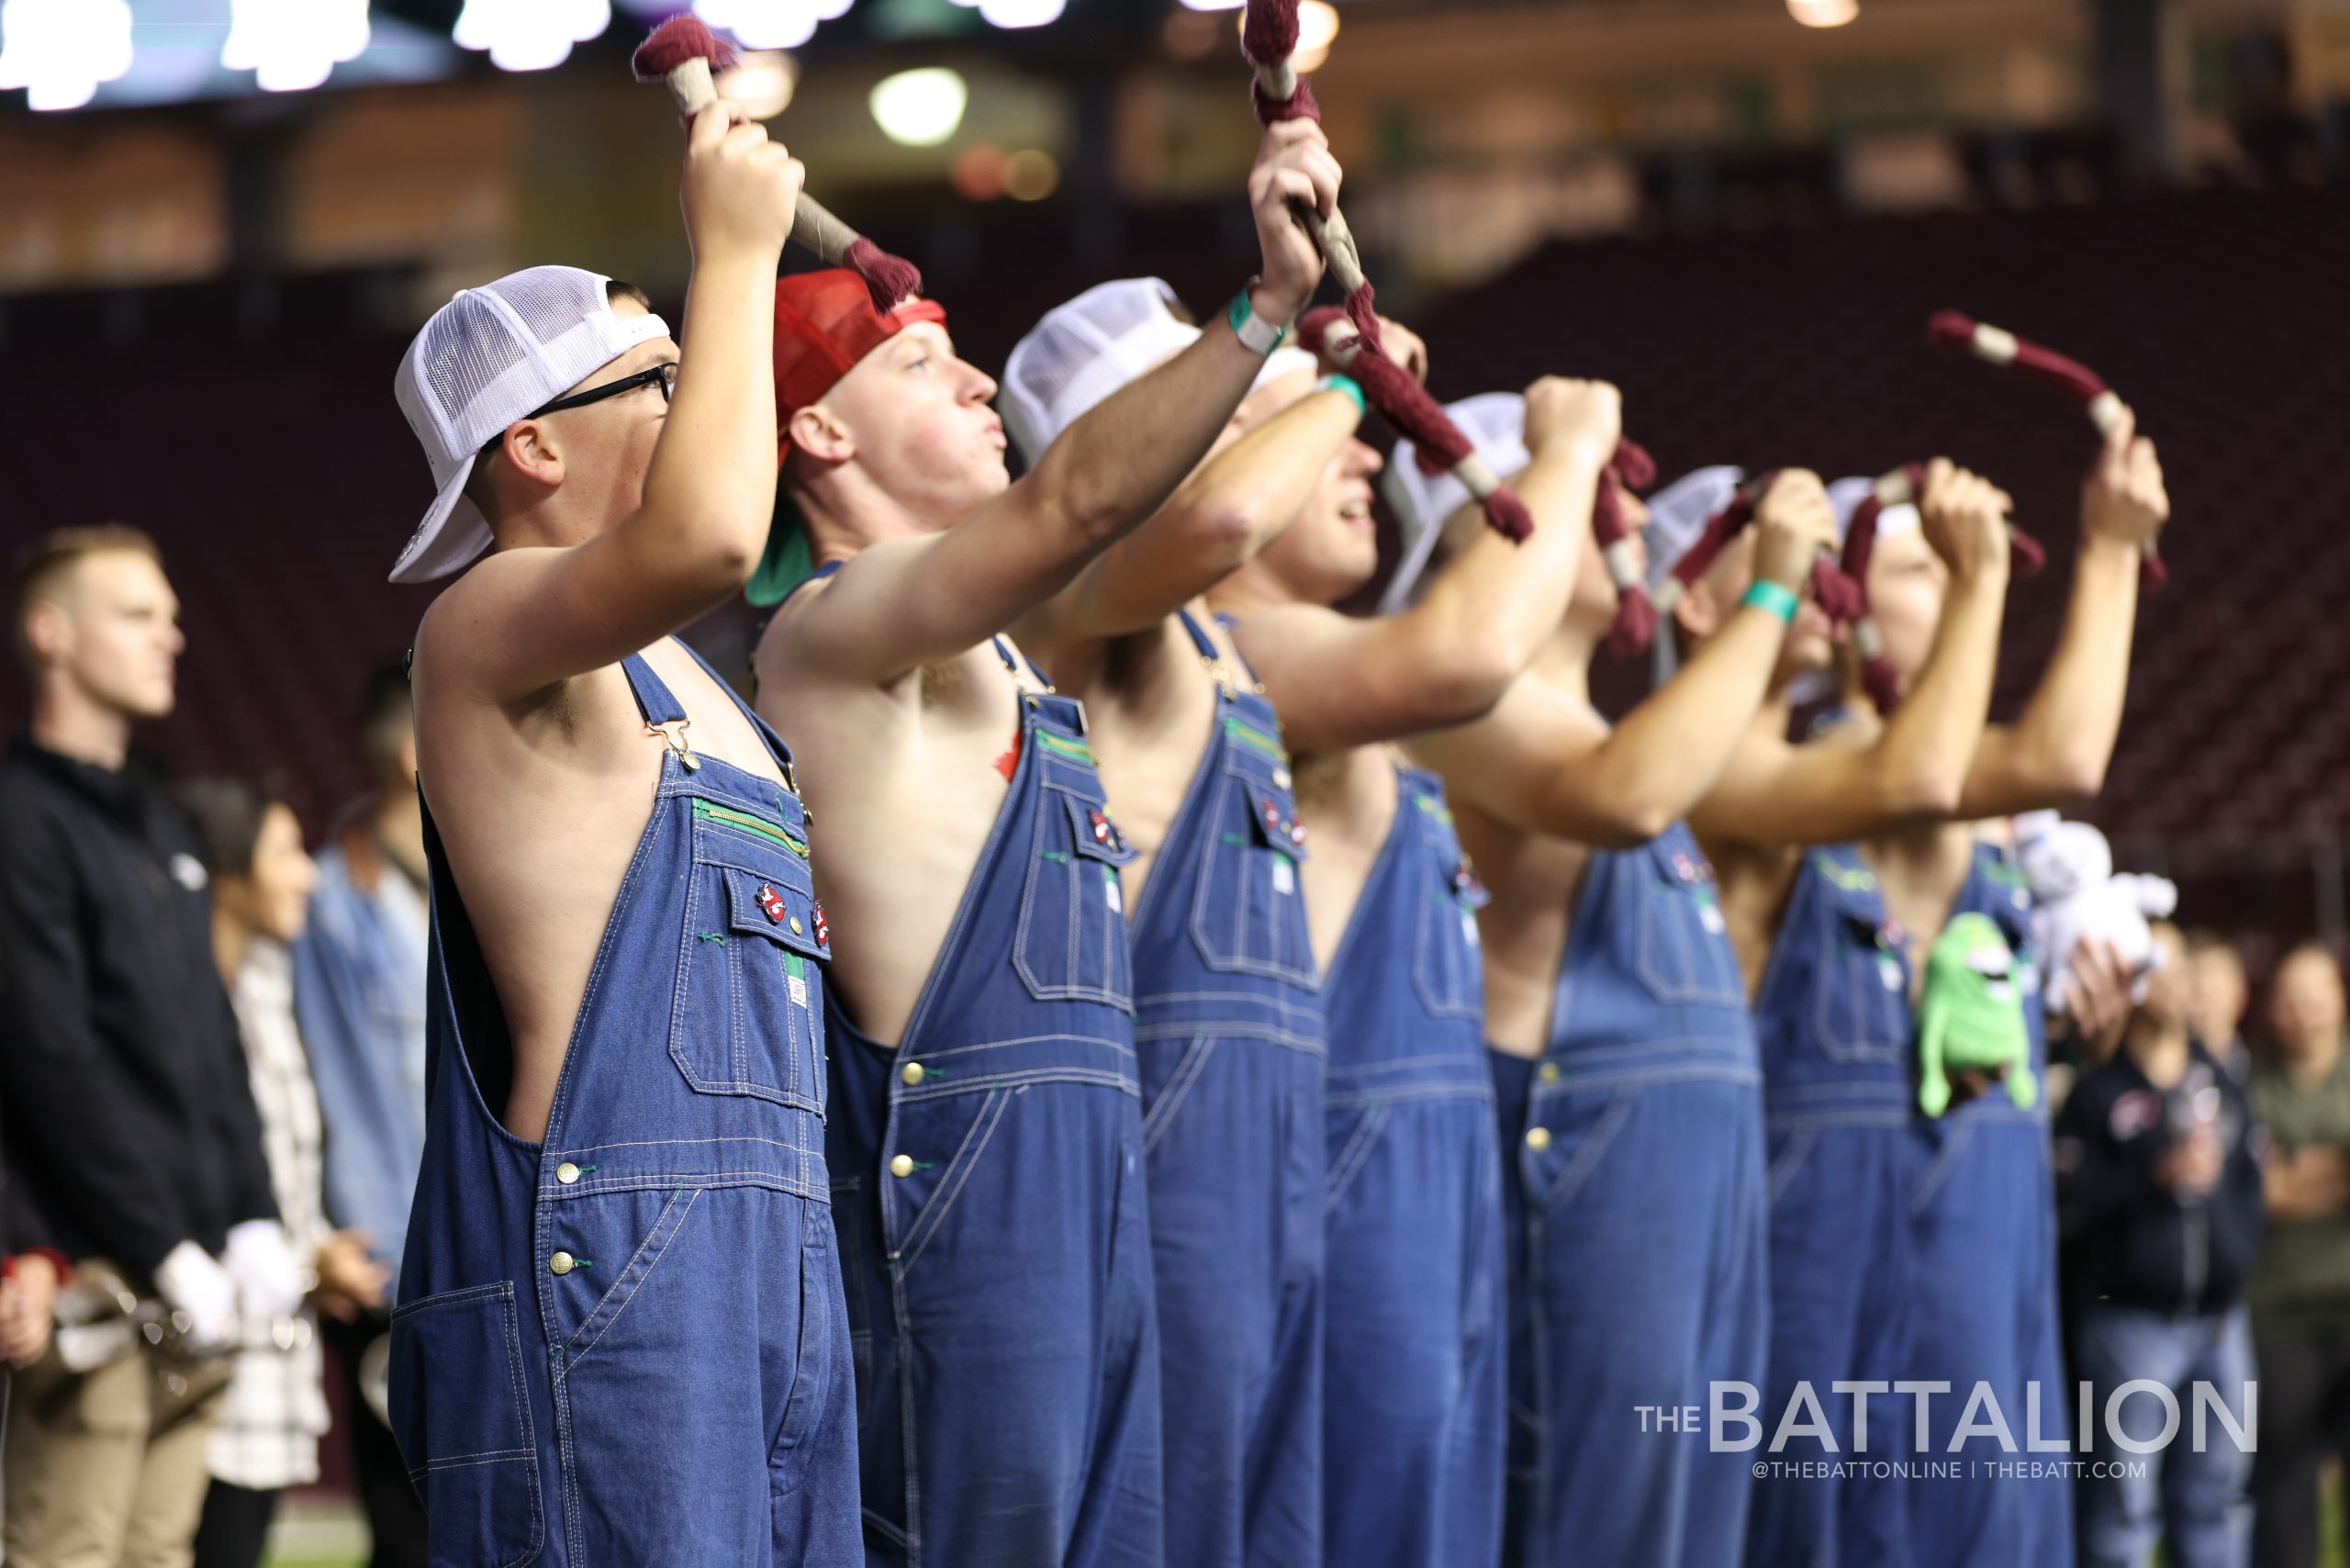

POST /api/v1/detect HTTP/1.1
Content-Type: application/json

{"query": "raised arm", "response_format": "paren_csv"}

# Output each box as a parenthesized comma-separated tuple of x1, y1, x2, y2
(1026, 380, 1359, 647)
(1692, 460, 2014, 849)
(1039, 318, 1431, 644)
(1416, 472, 1840, 846)
(426, 106, 802, 702)
(1227, 378, 1619, 756)
(772, 121, 1341, 685)
(1958, 413, 2168, 817)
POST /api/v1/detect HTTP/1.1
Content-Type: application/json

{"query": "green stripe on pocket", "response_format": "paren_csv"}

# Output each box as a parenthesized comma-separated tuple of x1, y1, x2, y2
(1035, 733, 1096, 767)
(1222, 719, 1289, 765)
(693, 800, 808, 857)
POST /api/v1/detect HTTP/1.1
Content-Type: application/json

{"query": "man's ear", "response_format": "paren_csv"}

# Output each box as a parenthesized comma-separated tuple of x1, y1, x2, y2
(21, 598, 71, 666)
(501, 420, 565, 492)
(1674, 577, 1725, 642)
(789, 402, 855, 465)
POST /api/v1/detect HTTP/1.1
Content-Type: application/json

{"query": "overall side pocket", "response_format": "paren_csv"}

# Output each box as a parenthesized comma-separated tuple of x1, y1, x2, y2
(387, 1282, 544, 1568)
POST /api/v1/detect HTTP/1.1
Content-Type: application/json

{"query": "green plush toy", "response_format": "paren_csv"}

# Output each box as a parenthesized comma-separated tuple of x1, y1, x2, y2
(1916, 913, 2038, 1117)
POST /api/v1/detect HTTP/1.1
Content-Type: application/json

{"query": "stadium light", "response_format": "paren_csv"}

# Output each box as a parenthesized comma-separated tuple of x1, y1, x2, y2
(695, 0, 852, 51)
(0, 0, 133, 111)
(221, 0, 371, 94)
(1787, 0, 1859, 27)
(978, 0, 1065, 27)
(1179, 0, 1243, 11)
(869, 66, 966, 147)
(716, 50, 797, 118)
(454, 0, 610, 73)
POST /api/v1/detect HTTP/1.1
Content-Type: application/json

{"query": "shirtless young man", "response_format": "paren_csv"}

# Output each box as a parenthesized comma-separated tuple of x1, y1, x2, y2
(1811, 419, 2168, 1568)
(1001, 282, 1617, 1562)
(1201, 377, 1625, 1568)
(1657, 424, 2163, 1567)
(748, 120, 1343, 1568)
(1389, 419, 1840, 1568)
(387, 108, 861, 1565)
(995, 282, 1368, 1568)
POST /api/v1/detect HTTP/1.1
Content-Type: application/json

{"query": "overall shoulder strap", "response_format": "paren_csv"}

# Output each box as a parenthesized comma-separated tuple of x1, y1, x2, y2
(667, 637, 797, 776)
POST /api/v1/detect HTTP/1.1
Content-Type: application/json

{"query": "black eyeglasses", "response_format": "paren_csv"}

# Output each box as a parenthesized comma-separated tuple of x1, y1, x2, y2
(480, 362, 677, 455)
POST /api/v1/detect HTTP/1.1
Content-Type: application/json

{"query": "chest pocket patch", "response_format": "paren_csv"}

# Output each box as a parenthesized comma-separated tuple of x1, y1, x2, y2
(1013, 785, 1139, 1009)
(1628, 835, 1747, 1011)
(1190, 765, 1318, 991)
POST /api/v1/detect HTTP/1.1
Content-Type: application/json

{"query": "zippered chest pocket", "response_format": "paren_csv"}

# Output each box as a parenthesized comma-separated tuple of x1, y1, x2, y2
(672, 798, 829, 1111)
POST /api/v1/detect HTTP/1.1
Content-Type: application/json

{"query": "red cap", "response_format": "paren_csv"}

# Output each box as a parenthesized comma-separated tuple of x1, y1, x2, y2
(774, 270, 948, 445)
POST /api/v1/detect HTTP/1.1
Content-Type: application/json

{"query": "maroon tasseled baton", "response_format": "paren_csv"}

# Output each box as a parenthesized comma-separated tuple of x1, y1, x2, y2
(1246, 5, 1537, 548)
(632, 17, 923, 316)
(1926, 311, 2166, 588)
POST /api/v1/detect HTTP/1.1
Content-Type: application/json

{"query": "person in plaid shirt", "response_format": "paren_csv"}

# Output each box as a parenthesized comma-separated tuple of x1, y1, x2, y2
(176, 778, 388, 1568)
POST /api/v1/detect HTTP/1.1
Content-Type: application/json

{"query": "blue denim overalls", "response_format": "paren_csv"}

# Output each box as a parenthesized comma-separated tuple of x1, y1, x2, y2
(818, 604, 1164, 1568)
(1906, 846, 2073, 1568)
(392, 641, 860, 1568)
(1125, 611, 1326, 1568)
(1318, 766, 1505, 1568)
(1490, 822, 1768, 1568)
(1742, 845, 1925, 1568)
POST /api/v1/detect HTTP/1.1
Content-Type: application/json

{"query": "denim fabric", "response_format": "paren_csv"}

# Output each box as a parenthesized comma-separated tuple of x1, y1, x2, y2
(1318, 767, 1505, 1568)
(295, 843, 429, 1282)
(1122, 613, 1326, 1568)
(1908, 849, 2075, 1568)
(2073, 1305, 2255, 1568)
(825, 635, 1164, 1568)
(1744, 846, 1923, 1568)
(391, 643, 860, 1567)
(1496, 823, 1767, 1568)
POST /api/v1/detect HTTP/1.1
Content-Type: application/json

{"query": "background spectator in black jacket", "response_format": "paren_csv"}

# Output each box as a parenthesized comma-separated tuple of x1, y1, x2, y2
(2245, 942, 2350, 1568)
(0, 527, 293, 1568)
(2055, 922, 2264, 1568)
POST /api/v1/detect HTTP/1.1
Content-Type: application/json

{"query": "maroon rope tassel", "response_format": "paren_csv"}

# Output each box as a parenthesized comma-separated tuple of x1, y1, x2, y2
(1251, 74, 1320, 126)
(841, 238, 924, 319)
(1860, 655, 1906, 718)
(1242, 0, 1300, 69)
(1598, 439, 1659, 655)
(632, 15, 737, 80)
(1298, 308, 1528, 543)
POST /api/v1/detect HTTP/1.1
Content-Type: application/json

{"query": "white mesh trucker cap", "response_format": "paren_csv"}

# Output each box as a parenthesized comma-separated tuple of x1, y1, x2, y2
(389, 265, 671, 585)
(1002, 277, 1317, 465)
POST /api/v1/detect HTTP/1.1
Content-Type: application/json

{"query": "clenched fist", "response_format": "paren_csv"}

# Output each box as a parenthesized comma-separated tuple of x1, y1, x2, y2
(1751, 469, 1840, 594)
(1918, 459, 2015, 581)
(681, 103, 805, 264)
(1521, 377, 1621, 468)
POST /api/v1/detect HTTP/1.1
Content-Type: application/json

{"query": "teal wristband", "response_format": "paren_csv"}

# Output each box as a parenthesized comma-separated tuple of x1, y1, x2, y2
(1316, 375, 1365, 416)
(1741, 580, 1800, 624)
(1227, 288, 1290, 356)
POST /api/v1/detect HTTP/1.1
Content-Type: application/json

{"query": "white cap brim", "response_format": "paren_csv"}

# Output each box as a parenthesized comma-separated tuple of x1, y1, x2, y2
(388, 455, 493, 585)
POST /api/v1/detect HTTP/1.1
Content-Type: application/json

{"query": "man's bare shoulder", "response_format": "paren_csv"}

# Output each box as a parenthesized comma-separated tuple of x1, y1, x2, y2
(413, 549, 579, 703)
